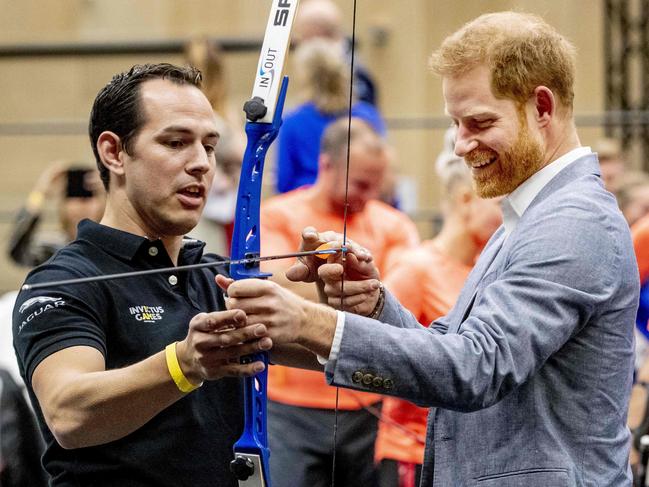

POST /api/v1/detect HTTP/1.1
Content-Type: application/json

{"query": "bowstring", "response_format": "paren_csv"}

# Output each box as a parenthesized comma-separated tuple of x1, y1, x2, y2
(331, 0, 357, 485)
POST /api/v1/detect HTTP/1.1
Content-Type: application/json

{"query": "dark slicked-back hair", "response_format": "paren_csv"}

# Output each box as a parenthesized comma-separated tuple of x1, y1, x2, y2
(89, 63, 203, 189)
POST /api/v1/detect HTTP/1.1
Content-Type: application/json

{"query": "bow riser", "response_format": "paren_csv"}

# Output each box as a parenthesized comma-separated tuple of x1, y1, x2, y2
(230, 1, 300, 486)
(230, 77, 288, 282)
(229, 77, 288, 487)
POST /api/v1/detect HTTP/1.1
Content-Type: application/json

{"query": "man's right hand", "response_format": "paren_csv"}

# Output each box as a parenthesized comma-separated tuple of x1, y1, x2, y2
(177, 309, 272, 383)
(318, 252, 383, 316)
(285, 226, 383, 316)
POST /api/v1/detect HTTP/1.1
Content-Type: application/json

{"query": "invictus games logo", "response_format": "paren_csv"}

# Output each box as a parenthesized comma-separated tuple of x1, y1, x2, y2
(129, 305, 165, 323)
(18, 295, 66, 334)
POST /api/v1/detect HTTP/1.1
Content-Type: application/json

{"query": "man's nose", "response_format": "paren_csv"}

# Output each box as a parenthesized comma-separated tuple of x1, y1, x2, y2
(454, 125, 479, 157)
(187, 143, 212, 174)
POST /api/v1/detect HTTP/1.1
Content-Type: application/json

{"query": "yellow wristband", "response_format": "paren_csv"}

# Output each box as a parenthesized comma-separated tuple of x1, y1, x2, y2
(165, 342, 202, 393)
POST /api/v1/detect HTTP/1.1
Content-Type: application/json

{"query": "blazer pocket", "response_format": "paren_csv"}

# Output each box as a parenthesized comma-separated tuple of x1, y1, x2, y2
(473, 467, 570, 487)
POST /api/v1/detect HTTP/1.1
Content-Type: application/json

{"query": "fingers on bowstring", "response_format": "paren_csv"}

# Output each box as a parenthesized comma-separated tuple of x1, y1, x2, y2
(287, 239, 342, 283)
(342, 242, 373, 263)
(302, 227, 346, 250)
(318, 262, 344, 283)
(326, 284, 378, 314)
(300, 226, 326, 250)
(327, 295, 374, 315)
(301, 226, 319, 241)
(323, 278, 380, 299)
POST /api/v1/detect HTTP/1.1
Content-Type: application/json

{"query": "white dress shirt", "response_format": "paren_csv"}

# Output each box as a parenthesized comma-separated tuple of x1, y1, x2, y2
(501, 146, 592, 238)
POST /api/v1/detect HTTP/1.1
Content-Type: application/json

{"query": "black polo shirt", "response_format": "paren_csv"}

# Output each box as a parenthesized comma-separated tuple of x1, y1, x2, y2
(13, 220, 243, 487)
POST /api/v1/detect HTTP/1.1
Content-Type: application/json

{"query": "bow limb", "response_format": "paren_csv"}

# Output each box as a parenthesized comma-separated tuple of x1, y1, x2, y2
(229, 1, 300, 486)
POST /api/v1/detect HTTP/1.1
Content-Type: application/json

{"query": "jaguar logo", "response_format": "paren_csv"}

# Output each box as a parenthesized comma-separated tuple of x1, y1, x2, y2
(19, 296, 62, 314)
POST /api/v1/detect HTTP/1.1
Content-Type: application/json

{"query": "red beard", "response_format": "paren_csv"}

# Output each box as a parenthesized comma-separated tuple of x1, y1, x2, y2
(466, 124, 545, 198)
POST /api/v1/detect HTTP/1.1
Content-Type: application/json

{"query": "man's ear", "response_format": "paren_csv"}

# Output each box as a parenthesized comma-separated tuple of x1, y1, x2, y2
(533, 86, 555, 128)
(319, 154, 333, 172)
(96, 131, 126, 178)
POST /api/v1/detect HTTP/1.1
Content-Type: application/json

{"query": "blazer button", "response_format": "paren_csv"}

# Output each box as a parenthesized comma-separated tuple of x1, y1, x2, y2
(383, 378, 394, 390)
(352, 371, 364, 383)
(372, 377, 383, 388)
(362, 373, 374, 385)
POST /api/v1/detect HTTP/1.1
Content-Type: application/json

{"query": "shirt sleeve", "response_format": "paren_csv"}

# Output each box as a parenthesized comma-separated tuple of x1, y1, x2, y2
(13, 262, 107, 384)
(378, 207, 420, 272)
(275, 127, 296, 194)
(260, 203, 301, 274)
(350, 102, 387, 137)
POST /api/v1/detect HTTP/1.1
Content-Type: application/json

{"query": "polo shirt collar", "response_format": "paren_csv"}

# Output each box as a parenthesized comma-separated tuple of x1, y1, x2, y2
(75, 219, 207, 264)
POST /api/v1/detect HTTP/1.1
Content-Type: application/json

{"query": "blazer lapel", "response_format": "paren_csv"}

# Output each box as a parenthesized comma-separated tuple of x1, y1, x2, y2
(448, 229, 505, 334)
(446, 154, 601, 335)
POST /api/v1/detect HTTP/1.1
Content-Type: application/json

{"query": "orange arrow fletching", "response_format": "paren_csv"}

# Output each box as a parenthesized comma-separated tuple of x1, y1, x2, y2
(315, 242, 340, 259)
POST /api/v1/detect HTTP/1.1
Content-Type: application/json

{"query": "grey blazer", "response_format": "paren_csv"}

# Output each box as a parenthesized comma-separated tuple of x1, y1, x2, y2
(326, 155, 639, 487)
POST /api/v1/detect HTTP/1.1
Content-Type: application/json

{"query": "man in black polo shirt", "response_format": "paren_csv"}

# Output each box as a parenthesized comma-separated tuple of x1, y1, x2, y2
(12, 64, 273, 486)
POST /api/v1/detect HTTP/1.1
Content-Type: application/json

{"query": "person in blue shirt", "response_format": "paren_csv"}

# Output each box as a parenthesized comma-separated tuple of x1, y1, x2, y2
(275, 38, 385, 194)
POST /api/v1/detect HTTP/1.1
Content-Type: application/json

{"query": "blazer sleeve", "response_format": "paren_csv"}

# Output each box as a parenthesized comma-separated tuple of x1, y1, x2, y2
(325, 206, 636, 411)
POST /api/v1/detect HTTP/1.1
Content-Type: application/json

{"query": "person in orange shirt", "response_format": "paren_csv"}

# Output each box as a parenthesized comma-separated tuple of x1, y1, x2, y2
(375, 128, 502, 487)
(261, 117, 419, 487)
(629, 210, 649, 479)
(631, 217, 649, 381)
(624, 201, 649, 378)
(633, 213, 649, 285)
